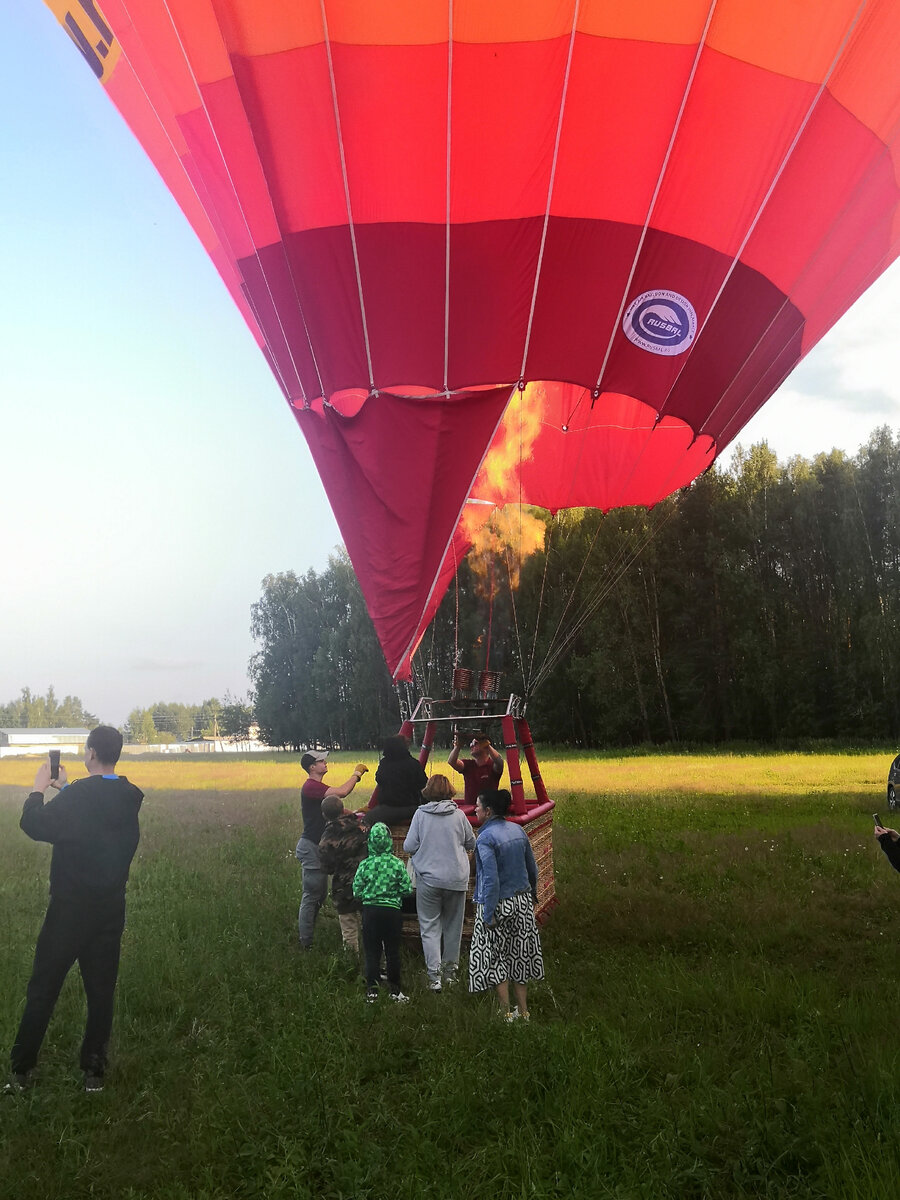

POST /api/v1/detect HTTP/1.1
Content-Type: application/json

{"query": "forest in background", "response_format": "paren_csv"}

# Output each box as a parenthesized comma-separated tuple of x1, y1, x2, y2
(250, 428, 900, 749)
(0, 690, 253, 746)
(6, 430, 900, 752)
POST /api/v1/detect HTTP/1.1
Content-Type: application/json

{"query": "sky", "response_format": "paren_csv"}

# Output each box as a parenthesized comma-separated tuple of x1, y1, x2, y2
(2, 6, 900, 727)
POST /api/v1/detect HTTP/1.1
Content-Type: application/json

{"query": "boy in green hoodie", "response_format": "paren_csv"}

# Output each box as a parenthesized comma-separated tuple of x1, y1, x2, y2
(352, 822, 413, 1003)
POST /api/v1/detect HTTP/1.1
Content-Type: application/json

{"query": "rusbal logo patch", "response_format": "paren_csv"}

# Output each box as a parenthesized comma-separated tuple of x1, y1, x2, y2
(623, 290, 697, 357)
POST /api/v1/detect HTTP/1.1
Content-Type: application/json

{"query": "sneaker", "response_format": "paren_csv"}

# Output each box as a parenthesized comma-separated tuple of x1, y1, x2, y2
(428, 978, 442, 992)
(389, 991, 410, 1004)
(3, 1072, 31, 1094)
(83, 1072, 104, 1093)
(365, 988, 379, 1004)
(442, 968, 458, 987)
(504, 1007, 520, 1023)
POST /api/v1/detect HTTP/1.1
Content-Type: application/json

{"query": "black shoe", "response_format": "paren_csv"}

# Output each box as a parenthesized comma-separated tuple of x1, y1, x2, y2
(365, 987, 379, 1004)
(83, 1071, 104, 1093)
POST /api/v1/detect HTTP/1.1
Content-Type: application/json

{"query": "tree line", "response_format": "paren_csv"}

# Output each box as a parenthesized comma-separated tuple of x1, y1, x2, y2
(0, 689, 253, 747)
(0, 688, 98, 730)
(250, 428, 900, 748)
(124, 697, 252, 745)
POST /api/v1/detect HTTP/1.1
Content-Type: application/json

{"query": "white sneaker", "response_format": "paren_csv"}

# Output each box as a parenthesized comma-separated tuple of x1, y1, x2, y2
(428, 978, 442, 992)
(389, 991, 410, 1004)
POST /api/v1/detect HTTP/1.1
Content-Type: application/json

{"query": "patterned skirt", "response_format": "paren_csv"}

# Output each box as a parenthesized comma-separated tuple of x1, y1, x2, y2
(468, 891, 545, 991)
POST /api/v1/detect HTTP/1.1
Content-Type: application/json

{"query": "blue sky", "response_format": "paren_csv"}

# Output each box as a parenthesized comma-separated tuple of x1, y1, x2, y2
(2, 5, 343, 725)
(3, 5, 899, 725)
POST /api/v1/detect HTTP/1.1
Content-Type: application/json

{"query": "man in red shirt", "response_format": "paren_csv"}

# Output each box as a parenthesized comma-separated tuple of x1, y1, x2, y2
(447, 731, 504, 809)
(296, 753, 367, 948)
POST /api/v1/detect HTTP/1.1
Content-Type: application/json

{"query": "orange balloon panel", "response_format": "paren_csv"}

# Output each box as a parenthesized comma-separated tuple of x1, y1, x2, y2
(42, 0, 900, 678)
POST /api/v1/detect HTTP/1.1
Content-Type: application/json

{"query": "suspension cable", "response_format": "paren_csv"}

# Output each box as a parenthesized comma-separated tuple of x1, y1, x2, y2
(530, 501, 681, 693)
(526, 514, 555, 696)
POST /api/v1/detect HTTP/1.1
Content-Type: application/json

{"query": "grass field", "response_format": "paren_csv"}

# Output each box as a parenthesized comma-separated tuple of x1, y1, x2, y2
(2, 750, 900, 1199)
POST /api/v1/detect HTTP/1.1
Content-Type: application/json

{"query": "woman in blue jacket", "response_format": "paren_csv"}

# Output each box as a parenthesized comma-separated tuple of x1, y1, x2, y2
(468, 789, 544, 1021)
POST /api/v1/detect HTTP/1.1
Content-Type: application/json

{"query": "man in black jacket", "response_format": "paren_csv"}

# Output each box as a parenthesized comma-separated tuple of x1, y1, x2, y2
(8, 725, 143, 1092)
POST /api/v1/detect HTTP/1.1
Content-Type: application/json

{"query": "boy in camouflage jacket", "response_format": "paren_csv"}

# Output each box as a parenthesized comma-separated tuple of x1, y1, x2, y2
(317, 796, 368, 952)
(352, 822, 413, 1002)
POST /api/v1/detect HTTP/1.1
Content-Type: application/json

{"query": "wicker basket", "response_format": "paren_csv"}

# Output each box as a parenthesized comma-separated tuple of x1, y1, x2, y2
(388, 806, 556, 945)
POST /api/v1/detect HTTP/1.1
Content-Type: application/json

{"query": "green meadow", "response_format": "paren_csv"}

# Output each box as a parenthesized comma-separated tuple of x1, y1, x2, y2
(2, 751, 900, 1199)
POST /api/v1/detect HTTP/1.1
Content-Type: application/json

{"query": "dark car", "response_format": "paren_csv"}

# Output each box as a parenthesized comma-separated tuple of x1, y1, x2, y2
(888, 756, 900, 809)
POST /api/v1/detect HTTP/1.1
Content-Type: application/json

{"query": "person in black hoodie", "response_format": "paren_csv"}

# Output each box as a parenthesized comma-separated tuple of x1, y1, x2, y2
(8, 725, 142, 1092)
(363, 735, 428, 829)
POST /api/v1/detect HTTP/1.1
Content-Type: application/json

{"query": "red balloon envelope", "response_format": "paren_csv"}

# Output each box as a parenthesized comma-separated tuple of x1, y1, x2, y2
(43, 0, 900, 678)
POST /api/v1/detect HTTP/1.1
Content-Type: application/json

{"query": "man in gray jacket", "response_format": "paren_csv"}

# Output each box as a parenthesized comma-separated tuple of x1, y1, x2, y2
(403, 774, 475, 990)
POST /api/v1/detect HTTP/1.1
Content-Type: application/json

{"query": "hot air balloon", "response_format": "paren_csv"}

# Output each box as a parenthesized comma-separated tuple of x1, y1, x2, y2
(39, 0, 900, 919)
(41, 0, 900, 681)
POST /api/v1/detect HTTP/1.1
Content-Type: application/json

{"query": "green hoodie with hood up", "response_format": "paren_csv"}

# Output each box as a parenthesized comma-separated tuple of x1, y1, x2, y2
(352, 822, 413, 909)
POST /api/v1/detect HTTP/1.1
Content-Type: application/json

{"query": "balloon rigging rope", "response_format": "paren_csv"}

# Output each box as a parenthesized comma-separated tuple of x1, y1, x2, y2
(518, 0, 581, 384)
(539, 506, 679, 689)
(526, 515, 556, 695)
(414, 610, 440, 698)
(320, 0, 377, 393)
(530, 501, 681, 695)
(504, 545, 526, 696)
(535, 516, 647, 687)
(443, 0, 454, 394)
(453, 539, 460, 667)
(136, 0, 324, 403)
(665, 0, 870, 424)
(528, 510, 608, 693)
(504, 398, 527, 695)
(591, 0, 719, 399)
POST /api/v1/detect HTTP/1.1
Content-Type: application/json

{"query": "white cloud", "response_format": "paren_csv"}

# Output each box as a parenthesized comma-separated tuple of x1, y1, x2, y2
(726, 260, 900, 464)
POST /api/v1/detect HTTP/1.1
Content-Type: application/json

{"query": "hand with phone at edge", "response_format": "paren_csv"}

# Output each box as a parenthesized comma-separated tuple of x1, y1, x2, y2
(32, 753, 69, 794)
(873, 812, 899, 842)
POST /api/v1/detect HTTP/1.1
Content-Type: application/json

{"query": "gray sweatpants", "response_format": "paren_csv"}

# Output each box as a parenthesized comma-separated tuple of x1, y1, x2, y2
(415, 881, 466, 980)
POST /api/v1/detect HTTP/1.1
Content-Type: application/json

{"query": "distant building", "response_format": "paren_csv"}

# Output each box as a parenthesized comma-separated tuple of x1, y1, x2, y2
(0, 728, 90, 757)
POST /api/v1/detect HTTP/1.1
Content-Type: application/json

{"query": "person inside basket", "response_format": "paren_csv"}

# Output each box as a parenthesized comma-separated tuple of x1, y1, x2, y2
(447, 730, 504, 811)
(317, 796, 368, 954)
(363, 735, 428, 829)
(353, 822, 413, 1003)
(468, 789, 544, 1022)
(404, 773, 476, 991)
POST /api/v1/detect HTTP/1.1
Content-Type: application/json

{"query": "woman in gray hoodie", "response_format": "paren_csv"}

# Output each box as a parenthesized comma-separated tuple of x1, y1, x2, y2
(403, 774, 476, 990)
